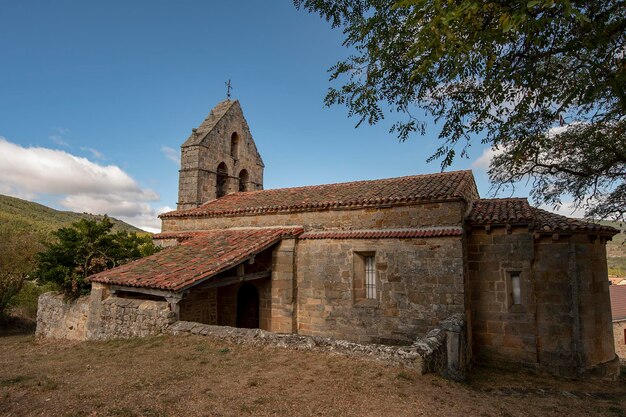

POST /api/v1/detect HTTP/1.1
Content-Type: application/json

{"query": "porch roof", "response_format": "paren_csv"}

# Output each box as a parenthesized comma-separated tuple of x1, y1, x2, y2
(88, 227, 303, 292)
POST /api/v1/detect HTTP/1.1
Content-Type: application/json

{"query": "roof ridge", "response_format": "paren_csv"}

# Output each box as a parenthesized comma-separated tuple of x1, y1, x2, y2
(204, 170, 474, 199)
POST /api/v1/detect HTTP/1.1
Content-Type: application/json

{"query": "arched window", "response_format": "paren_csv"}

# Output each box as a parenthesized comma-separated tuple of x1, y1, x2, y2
(216, 162, 228, 198)
(230, 132, 239, 158)
(238, 169, 249, 192)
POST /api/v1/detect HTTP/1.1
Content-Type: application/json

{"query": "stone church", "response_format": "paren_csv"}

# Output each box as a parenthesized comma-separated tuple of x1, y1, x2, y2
(86, 99, 619, 377)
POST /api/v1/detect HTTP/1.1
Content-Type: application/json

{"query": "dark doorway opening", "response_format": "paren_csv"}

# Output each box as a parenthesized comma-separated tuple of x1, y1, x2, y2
(236, 283, 259, 329)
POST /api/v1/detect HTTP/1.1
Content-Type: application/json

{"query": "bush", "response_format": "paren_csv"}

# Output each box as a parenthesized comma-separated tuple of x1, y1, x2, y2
(0, 274, 24, 317)
(10, 280, 58, 318)
(34, 217, 159, 298)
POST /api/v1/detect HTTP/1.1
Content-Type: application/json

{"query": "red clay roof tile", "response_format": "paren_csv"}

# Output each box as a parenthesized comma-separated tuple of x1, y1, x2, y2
(467, 198, 618, 234)
(160, 170, 478, 219)
(89, 228, 302, 292)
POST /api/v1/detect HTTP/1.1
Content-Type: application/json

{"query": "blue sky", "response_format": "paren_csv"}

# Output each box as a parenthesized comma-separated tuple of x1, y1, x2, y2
(0, 1, 537, 232)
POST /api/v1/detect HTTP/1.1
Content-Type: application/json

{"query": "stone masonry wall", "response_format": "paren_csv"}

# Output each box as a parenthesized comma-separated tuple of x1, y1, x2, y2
(468, 226, 618, 378)
(36, 293, 90, 340)
(162, 201, 467, 233)
(89, 297, 176, 340)
(614, 321, 626, 362)
(295, 236, 466, 345)
(36, 291, 176, 341)
(178, 101, 263, 209)
(468, 227, 537, 367)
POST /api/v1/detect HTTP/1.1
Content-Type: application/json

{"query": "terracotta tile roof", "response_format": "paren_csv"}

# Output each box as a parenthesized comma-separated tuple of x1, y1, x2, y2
(181, 99, 236, 148)
(300, 227, 463, 240)
(467, 198, 618, 234)
(89, 227, 303, 292)
(161, 170, 478, 219)
(610, 285, 626, 321)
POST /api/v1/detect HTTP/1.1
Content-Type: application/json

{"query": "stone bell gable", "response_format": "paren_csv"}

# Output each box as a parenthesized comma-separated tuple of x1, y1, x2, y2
(177, 99, 265, 210)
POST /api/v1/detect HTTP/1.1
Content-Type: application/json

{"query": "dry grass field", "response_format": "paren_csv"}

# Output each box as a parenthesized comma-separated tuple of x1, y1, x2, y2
(0, 331, 625, 417)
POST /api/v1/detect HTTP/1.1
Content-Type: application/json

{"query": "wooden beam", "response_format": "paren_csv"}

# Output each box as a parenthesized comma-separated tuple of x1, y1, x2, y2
(196, 270, 271, 290)
(109, 285, 180, 300)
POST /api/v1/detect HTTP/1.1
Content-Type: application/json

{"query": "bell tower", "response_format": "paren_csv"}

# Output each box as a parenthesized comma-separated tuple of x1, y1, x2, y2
(177, 99, 264, 210)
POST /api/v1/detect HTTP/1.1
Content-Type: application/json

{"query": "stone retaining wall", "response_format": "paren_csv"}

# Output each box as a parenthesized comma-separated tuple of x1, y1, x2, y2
(37, 291, 467, 379)
(167, 313, 467, 379)
(36, 292, 175, 341)
(88, 297, 176, 340)
(36, 293, 90, 340)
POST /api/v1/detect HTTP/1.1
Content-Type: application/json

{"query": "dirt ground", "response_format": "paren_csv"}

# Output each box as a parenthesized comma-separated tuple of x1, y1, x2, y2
(0, 332, 625, 417)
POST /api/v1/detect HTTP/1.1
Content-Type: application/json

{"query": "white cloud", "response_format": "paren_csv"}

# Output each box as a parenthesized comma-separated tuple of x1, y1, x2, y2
(81, 147, 105, 160)
(50, 134, 70, 147)
(472, 147, 503, 170)
(50, 127, 71, 147)
(161, 146, 180, 166)
(0, 137, 162, 232)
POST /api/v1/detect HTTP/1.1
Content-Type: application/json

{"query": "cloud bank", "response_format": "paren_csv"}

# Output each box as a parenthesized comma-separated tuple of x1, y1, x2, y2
(0, 137, 165, 232)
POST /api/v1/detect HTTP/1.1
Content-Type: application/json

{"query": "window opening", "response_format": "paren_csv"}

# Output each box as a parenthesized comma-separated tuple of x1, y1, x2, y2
(510, 271, 521, 305)
(238, 169, 249, 192)
(230, 132, 239, 158)
(365, 256, 376, 299)
(216, 162, 228, 198)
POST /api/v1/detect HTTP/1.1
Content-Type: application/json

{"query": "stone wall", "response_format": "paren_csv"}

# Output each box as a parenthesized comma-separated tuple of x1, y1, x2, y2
(294, 236, 466, 345)
(167, 313, 468, 380)
(468, 227, 537, 366)
(614, 320, 626, 362)
(36, 293, 90, 340)
(468, 226, 618, 378)
(180, 287, 217, 325)
(178, 100, 264, 209)
(36, 290, 176, 341)
(162, 201, 467, 233)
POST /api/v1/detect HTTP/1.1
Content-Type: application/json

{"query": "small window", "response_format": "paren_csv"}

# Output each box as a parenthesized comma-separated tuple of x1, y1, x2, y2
(353, 251, 377, 305)
(365, 256, 376, 299)
(509, 271, 522, 305)
(624, 329, 626, 344)
(230, 132, 239, 158)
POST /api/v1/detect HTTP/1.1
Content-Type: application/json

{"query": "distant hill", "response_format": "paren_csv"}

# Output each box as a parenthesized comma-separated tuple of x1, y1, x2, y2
(0, 194, 146, 236)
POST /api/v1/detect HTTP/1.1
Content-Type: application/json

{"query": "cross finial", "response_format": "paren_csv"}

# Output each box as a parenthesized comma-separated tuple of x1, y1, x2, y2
(225, 79, 233, 99)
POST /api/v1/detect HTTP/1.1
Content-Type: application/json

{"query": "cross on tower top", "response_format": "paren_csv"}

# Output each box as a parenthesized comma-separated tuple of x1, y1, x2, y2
(225, 79, 233, 99)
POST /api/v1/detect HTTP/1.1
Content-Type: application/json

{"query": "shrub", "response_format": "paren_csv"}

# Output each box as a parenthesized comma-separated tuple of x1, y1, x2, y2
(34, 217, 159, 298)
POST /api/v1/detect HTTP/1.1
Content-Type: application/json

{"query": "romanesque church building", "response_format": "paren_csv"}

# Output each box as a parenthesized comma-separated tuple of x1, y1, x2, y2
(85, 99, 618, 377)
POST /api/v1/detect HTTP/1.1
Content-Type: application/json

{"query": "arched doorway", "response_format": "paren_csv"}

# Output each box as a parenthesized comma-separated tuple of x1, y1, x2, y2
(236, 283, 259, 329)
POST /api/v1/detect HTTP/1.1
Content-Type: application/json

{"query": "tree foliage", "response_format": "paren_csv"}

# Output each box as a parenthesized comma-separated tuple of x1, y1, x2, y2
(0, 230, 43, 316)
(34, 217, 159, 299)
(295, 0, 626, 217)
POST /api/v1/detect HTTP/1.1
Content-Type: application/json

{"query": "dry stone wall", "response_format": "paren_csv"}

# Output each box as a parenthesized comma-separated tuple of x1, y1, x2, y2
(88, 297, 176, 340)
(36, 292, 175, 341)
(36, 293, 89, 340)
